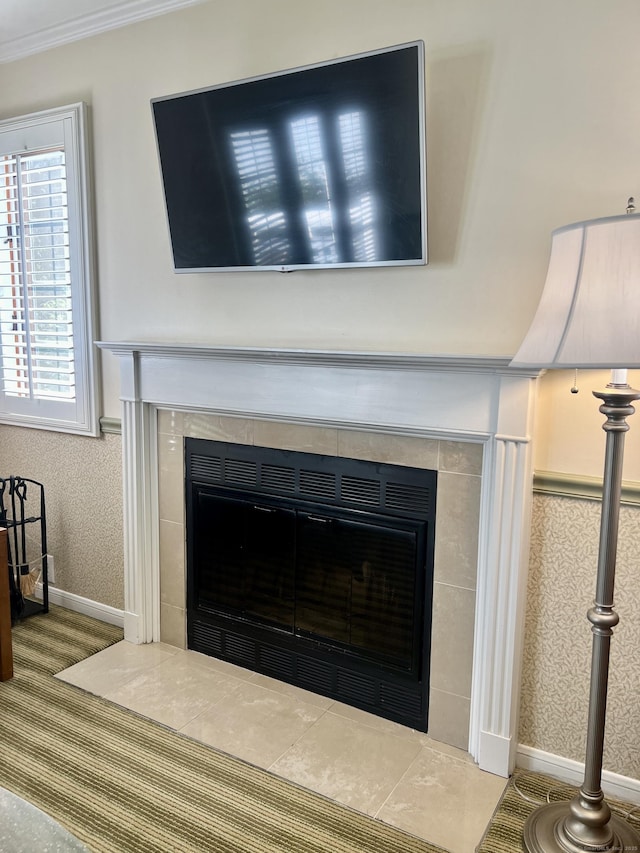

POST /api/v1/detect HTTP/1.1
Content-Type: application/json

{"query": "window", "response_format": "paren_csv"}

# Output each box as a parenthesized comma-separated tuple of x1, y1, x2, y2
(0, 103, 99, 435)
(228, 106, 377, 267)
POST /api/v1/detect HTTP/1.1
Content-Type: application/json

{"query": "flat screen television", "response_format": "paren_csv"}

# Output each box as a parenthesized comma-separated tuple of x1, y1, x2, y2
(151, 42, 426, 273)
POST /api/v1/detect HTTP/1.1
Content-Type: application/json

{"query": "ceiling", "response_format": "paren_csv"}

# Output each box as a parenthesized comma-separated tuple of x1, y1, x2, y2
(0, 0, 205, 64)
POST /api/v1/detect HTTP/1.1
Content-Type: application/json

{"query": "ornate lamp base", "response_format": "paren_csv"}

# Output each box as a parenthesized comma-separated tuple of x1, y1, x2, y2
(524, 802, 640, 853)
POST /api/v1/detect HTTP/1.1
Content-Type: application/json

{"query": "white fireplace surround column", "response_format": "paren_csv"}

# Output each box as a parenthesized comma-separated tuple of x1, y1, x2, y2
(97, 342, 540, 778)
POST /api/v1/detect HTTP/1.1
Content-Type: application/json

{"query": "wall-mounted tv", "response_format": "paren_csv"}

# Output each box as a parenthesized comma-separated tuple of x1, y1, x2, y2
(151, 41, 427, 273)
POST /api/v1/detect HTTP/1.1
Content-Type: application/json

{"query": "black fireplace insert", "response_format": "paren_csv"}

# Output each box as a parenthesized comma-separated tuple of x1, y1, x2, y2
(186, 438, 436, 730)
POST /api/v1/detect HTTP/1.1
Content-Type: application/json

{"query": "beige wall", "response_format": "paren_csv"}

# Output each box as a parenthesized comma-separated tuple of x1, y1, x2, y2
(1, 0, 639, 425)
(535, 370, 640, 482)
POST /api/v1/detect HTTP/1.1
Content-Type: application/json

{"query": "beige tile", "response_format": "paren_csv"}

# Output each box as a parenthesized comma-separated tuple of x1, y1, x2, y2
(159, 603, 186, 649)
(103, 651, 243, 730)
(159, 519, 185, 607)
(253, 420, 338, 455)
(439, 440, 483, 476)
(338, 431, 439, 469)
(269, 711, 423, 816)
(434, 470, 481, 588)
(56, 637, 500, 848)
(157, 409, 184, 436)
(157, 431, 184, 524)
(55, 640, 179, 695)
(184, 413, 254, 443)
(429, 582, 476, 698)
(377, 746, 506, 853)
(179, 680, 325, 769)
(428, 688, 471, 751)
(419, 732, 475, 764)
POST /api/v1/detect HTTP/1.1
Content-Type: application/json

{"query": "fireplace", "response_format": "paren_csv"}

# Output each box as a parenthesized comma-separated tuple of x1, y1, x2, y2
(97, 341, 539, 776)
(186, 438, 436, 729)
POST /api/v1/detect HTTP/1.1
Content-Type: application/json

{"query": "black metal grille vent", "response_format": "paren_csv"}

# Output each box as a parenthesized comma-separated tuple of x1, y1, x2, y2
(261, 464, 296, 493)
(191, 621, 223, 655)
(337, 670, 377, 705)
(224, 459, 257, 487)
(380, 682, 424, 717)
(299, 469, 336, 500)
(341, 476, 380, 506)
(190, 455, 222, 482)
(296, 657, 334, 693)
(385, 482, 431, 514)
(259, 645, 294, 679)
(186, 438, 436, 522)
(223, 632, 256, 666)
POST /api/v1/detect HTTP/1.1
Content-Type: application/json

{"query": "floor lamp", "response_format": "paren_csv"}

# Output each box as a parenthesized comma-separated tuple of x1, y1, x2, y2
(510, 205, 640, 853)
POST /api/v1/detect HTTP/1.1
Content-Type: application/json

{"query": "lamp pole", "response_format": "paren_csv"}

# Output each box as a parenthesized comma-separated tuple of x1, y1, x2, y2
(524, 377, 640, 853)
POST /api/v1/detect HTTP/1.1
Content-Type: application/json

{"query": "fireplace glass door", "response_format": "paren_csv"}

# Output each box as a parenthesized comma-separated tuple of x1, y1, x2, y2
(186, 438, 436, 730)
(193, 492, 421, 673)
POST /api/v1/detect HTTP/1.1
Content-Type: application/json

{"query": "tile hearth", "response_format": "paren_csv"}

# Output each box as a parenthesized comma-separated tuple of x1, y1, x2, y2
(57, 640, 506, 853)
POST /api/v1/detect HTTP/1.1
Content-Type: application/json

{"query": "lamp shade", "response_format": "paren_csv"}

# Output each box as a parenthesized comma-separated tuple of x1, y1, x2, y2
(510, 213, 640, 369)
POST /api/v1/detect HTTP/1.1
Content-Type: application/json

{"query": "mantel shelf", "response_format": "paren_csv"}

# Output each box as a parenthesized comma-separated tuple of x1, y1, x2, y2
(96, 341, 541, 377)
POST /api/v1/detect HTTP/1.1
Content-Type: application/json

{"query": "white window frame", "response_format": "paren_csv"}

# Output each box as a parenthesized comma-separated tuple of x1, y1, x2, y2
(0, 102, 99, 436)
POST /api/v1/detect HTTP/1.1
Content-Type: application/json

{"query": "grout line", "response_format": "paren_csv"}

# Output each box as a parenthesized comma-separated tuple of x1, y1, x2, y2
(265, 706, 331, 773)
(373, 745, 426, 819)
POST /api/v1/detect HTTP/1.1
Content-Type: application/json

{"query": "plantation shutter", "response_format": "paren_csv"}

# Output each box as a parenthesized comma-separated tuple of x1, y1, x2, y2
(0, 148, 74, 401)
(0, 103, 98, 435)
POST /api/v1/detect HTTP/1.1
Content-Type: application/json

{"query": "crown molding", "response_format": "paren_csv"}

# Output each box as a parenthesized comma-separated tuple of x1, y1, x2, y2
(0, 0, 206, 65)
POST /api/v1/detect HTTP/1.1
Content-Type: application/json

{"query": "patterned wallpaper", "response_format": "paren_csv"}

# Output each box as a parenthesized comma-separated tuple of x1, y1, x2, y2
(0, 425, 124, 609)
(519, 493, 640, 779)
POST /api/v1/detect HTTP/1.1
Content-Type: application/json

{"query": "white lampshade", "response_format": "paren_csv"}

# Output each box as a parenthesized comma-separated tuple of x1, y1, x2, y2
(511, 213, 640, 369)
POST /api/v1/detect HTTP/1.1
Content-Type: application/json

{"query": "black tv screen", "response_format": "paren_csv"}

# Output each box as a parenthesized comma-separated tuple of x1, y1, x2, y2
(152, 42, 426, 273)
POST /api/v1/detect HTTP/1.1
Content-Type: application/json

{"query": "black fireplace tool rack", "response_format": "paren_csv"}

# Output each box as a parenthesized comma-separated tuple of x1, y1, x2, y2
(0, 476, 49, 623)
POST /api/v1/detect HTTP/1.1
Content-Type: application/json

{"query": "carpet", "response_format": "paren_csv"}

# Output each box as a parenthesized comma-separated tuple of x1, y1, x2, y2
(0, 606, 448, 853)
(477, 770, 640, 852)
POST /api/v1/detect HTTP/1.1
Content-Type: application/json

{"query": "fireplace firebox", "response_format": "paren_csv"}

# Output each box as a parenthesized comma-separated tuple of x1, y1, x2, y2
(186, 438, 437, 730)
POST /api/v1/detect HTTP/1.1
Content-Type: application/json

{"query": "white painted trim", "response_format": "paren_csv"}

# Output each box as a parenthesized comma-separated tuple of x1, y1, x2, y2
(516, 745, 640, 806)
(478, 731, 514, 779)
(121, 399, 159, 644)
(37, 584, 124, 628)
(97, 341, 541, 777)
(0, 0, 207, 64)
(0, 103, 100, 435)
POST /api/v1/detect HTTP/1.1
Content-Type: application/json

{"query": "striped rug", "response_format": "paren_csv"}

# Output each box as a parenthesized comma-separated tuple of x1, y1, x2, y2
(477, 770, 640, 852)
(0, 606, 447, 853)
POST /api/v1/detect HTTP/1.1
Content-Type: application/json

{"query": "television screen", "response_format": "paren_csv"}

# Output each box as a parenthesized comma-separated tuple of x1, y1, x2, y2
(151, 42, 426, 273)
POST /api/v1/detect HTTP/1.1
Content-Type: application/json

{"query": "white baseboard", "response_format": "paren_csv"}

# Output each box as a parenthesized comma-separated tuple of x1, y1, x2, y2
(37, 584, 124, 629)
(517, 745, 640, 806)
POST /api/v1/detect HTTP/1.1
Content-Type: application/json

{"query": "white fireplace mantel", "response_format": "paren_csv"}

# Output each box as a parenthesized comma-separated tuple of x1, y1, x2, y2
(97, 341, 541, 778)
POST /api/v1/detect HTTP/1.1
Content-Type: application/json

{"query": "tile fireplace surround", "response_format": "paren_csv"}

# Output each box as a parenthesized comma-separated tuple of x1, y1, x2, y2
(98, 342, 540, 778)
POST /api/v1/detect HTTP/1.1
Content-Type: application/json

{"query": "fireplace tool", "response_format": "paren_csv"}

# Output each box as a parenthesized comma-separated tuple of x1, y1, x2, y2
(0, 476, 49, 622)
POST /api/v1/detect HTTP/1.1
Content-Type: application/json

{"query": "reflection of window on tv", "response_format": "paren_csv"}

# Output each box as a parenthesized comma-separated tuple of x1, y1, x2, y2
(230, 108, 377, 266)
(152, 42, 426, 272)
